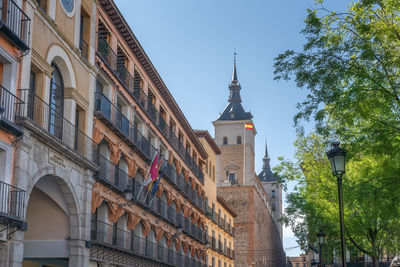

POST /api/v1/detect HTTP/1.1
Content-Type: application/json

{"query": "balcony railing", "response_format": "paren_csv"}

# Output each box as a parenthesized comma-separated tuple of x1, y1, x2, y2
(96, 36, 204, 184)
(93, 154, 205, 243)
(0, 86, 23, 136)
(0, 180, 25, 223)
(97, 37, 116, 70)
(19, 89, 97, 162)
(0, 0, 30, 51)
(91, 220, 206, 267)
(95, 92, 155, 162)
(94, 93, 206, 213)
(133, 178, 205, 243)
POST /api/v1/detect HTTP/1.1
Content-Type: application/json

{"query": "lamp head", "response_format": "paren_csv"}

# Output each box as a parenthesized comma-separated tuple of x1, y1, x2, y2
(326, 141, 346, 176)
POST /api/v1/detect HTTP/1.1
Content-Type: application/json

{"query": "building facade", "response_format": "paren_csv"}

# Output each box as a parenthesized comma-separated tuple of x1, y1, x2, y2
(258, 142, 283, 240)
(195, 130, 236, 267)
(0, 0, 31, 265)
(1, 0, 210, 266)
(213, 60, 285, 267)
(89, 0, 209, 266)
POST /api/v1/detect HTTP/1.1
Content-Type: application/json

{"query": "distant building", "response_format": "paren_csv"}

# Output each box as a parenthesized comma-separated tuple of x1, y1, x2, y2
(258, 141, 283, 240)
(288, 252, 316, 267)
(196, 130, 236, 267)
(213, 59, 285, 267)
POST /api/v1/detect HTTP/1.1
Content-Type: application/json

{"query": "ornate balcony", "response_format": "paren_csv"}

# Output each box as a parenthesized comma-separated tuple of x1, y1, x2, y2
(91, 220, 206, 267)
(18, 89, 97, 165)
(95, 92, 156, 163)
(0, 0, 30, 51)
(0, 180, 26, 231)
(0, 86, 23, 136)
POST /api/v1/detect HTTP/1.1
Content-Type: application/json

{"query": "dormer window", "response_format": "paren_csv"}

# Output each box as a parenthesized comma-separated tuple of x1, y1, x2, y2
(223, 137, 228, 145)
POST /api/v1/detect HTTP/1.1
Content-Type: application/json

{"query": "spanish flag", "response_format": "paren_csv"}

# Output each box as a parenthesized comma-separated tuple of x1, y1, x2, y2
(245, 123, 253, 129)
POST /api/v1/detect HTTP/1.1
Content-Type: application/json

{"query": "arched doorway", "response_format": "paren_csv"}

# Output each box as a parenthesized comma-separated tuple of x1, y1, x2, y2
(22, 175, 79, 267)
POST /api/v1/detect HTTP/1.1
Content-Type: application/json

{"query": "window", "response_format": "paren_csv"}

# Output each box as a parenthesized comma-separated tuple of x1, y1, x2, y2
(0, 143, 12, 183)
(223, 137, 228, 145)
(272, 190, 276, 198)
(80, 7, 90, 60)
(303, 263, 306, 267)
(212, 257, 215, 267)
(49, 64, 64, 139)
(303, 257, 306, 262)
(296, 263, 299, 267)
(272, 202, 276, 211)
(205, 160, 208, 174)
(237, 136, 242, 144)
(229, 173, 235, 183)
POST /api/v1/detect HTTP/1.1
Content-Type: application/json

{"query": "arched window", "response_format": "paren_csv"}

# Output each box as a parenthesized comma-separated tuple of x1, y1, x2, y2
(49, 64, 64, 139)
(237, 136, 242, 144)
(223, 137, 228, 145)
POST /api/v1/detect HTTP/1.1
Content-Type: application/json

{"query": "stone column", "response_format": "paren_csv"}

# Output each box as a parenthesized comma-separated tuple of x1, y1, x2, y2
(8, 231, 24, 267)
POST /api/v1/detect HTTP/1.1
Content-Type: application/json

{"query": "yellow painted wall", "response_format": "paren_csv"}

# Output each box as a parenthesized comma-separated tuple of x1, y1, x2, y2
(55, 1, 76, 44)
(197, 135, 234, 266)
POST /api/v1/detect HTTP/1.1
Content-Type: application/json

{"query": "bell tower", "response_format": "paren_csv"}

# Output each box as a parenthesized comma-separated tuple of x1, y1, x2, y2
(213, 55, 256, 187)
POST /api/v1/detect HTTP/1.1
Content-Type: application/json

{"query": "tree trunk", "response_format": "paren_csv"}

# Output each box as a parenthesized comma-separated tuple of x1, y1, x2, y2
(372, 256, 379, 267)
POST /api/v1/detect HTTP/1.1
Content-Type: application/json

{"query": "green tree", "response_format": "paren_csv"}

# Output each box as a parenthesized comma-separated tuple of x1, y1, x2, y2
(274, 0, 400, 154)
(273, 1, 400, 265)
(275, 133, 400, 267)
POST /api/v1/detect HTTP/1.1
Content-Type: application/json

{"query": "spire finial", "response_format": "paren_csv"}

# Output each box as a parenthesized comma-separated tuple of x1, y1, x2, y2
(263, 136, 271, 170)
(232, 49, 238, 83)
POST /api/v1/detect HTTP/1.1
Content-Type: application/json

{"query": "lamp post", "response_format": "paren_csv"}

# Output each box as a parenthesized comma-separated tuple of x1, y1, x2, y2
(317, 230, 326, 267)
(326, 142, 347, 267)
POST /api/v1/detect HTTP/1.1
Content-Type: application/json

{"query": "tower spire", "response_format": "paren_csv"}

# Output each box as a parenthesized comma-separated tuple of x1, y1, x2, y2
(229, 50, 241, 102)
(263, 138, 271, 170)
(232, 50, 238, 83)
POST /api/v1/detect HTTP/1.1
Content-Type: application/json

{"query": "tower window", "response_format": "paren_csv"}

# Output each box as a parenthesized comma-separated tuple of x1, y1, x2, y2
(228, 173, 235, 183)
(272, 190, 276, 198)
(272, 202, 276, 211)
(237, 136, 242, 144)
(223, 137, 228, 145)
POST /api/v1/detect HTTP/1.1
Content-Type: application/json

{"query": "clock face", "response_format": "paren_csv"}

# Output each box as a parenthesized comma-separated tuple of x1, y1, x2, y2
(61, 0, 74, 13)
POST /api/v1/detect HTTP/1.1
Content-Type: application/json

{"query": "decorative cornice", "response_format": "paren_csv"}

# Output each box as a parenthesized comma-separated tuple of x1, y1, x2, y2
(64, 87, 89, 110)
(31, 49, 53, 77)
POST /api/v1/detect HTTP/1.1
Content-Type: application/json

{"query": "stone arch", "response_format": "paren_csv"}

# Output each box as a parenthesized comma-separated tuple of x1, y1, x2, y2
(24, 166, 81, 240)
(46, 44, 77, 90)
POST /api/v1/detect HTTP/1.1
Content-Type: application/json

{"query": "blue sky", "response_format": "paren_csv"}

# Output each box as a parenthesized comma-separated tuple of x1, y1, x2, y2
(114, 0, 352, 257)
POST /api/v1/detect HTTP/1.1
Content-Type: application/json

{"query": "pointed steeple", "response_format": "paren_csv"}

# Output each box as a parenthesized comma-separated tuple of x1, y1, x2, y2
(263, 140, 271, 170)
(216, 52, 253, 121)
(228, 52, 242, 102)
(232, 51, 238, 84)
(258, 138, 277, 182)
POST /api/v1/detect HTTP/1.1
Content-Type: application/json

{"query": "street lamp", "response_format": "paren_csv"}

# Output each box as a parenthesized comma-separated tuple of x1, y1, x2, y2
(317, 230, 326, 267)
(326, 141, 347, 267)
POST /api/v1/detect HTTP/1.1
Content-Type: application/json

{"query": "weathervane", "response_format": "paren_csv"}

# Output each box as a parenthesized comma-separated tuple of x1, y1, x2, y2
(234, 49, 237, 64)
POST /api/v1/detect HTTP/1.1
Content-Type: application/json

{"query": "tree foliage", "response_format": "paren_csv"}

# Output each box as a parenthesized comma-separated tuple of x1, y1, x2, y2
(273, 0, 400, 265)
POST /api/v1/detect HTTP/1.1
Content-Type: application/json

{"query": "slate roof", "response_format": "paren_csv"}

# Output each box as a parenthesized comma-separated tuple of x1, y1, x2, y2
(258, 142, 278, 182)
(216, 61, 253, 121)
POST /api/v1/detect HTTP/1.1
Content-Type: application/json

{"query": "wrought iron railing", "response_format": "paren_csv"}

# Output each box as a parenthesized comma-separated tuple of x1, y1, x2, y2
(0, 180, 25, 221)
(0, 0, 31, 50)
(18, 89, 97, 162)
(97, 37, 116, 70)
(95, 92, 154, 161)
(0, 85, 22, 128)
(91, 220, 206, 267)
(96, 35, 204, 184)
